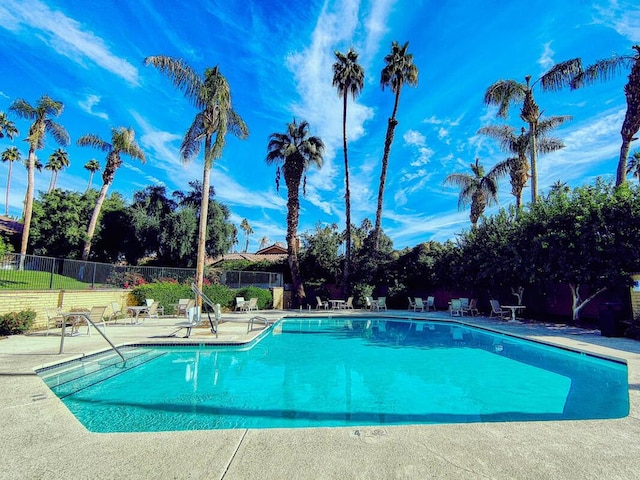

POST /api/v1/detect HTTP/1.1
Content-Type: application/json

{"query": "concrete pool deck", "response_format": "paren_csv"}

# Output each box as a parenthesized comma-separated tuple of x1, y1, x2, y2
(1, 309, 640, 479)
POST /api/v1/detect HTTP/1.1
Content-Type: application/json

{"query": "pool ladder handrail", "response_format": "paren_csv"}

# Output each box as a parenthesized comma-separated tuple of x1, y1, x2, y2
(58, 311, 126, 364)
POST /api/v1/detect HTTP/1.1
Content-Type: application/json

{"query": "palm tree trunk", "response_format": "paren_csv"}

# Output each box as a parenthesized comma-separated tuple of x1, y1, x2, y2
(374, 88, 402, 250)
(195, 145, 213, 300)
(617, 133, 634, 186)
(5, 161, 12, 216)
(529, 122, 539, 203)
(82, 181, 110, 261)
(285, 171, 305, 306)
(19, 149, 36, 266)
(86, 172, 93, 193)
(342, 93, 351, 295)
(47, 171, 54, 193)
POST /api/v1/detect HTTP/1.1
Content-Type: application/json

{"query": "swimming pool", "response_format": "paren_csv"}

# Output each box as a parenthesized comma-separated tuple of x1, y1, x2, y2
(38, 317, 629, 432)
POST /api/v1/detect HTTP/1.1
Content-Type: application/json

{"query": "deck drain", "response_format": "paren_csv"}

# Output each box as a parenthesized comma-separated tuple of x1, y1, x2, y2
(31, 393, 47, 401)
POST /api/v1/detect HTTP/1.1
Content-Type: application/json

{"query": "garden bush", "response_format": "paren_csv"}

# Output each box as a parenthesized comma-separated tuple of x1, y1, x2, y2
(236, 286, 273, 310)
(0, 310, 36, 336)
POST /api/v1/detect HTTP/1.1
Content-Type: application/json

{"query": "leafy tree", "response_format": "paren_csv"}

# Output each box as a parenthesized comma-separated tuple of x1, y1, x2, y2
(144, 56, 249, 296)
(299, 222, 342, 289)
(332, 48, 364, 292)
(443, 158, 500, 227)
(77, 127, 145, 261)
(627, 150, 640, 184)
(483, 59, 580, 202)
(570, 45, 640, 186)
(45, 148, 69, 192)
(9, 95, 69, 260)
(374, 41, 418, 250)
(1, 146, 21, 216)
(83, 158, 100, 193)
(266, 119, 324, 305)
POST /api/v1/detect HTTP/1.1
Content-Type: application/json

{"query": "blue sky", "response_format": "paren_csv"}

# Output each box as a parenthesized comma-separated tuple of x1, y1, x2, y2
(0, 0, 639, 251)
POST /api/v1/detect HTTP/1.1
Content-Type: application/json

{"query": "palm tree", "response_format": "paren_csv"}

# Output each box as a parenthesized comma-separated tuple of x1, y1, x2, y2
(0, 112, 19, 140)
(83, 158, 100, 193)
(332, 47, 365, 293)
(1, 146, 21, 216)
(258, 236, 270, 250)
(9, 95, 69, 260)
(45, 148, 69, 192)
(77, 127, 145, 260)
(266, 119, 324, 305)
(483, 59, 580, 203)
(374, 41, 418, 250)
(479, 119, 566, 210)
(443, 158, 500, 227)
(627, 151, 640, 184)
(571, 45, 640, 186)
(145, 56, 249, 295)
(240, 218, 253, 252)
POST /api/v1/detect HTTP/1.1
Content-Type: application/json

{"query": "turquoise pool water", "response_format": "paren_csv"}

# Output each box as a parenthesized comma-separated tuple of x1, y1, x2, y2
(39, 317, 629, 432)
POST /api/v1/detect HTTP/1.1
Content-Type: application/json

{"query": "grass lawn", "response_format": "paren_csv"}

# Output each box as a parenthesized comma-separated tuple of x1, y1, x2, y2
(0, 270, 104, 290)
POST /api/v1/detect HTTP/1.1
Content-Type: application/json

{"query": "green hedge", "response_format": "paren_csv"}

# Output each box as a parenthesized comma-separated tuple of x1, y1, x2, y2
(0, 310, 36, 336)
(131, 282, 272, 312)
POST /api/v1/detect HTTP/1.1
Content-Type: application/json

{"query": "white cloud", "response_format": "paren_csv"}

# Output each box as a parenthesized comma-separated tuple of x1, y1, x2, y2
(78, 94, 109, 120)
(403, 129, 433, 167)
(593, 0, 640, 42)
(0, 0, 139, 85)
(538, 41, 555, 71)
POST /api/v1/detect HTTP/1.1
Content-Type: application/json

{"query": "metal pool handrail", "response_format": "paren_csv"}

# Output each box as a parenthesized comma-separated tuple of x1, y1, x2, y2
(58, 312, 126, 364)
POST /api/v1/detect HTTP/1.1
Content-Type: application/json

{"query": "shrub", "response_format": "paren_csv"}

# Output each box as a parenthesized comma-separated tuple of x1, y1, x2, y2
(351, 283, 373, 308)
(0, 310, 36, 336)
(236, 286, 273, 310)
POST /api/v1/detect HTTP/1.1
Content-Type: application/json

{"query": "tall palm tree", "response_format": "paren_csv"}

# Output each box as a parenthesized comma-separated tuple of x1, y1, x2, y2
(483, 59, 580, 203)
(374, 41, 418, 250)
(9, 95, 69, 260)
(479, 119, 566, 210)
(374, 40, 418, 250)
(45, 148, 69, 192)
(1, 146, 21, 216)
(145, 56, 249, 295)
(0, 112, 19, 140)
(266, 119, 324, 305)
(240, 218, 253, 252)
(443, 158, 500, 227)
(332, 47, 364, 293)
(83, 158, 100, 193)
(571, 45, 640, 186)
(77, 127, 145, 260)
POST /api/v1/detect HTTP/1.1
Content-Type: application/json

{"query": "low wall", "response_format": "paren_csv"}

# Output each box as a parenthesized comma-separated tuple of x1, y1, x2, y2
(0, 289, 133, 331)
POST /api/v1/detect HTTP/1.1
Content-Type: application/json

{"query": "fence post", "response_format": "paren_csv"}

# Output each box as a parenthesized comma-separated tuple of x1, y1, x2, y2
(49, 258, 56, 289)
(92, 262, 97, 288)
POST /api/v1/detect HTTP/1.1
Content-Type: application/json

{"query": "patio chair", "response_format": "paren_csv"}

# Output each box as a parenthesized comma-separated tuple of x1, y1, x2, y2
(344, 296, 354, 309)
(463, 298, 479, 317)
(145, 298, 164, 316)
(109, 302, 127, 324)
(170, 305, 202, 338)
(489, 299, 509, 319)
(413, 297, 425, 312)
(426, 296, 436, 311)
(77, 306, 108, 335)
(243, 297, 258, 312)
(316, 296, 328, 310)
(365, 296, 377, 311)
(139, 301, 160, 323)
(449, 299, 463, 317)
(45, 307, 63, 336)
(377, 297, 387, 311)
(175, 298, 192, 317)
(407, 297, 416, 310)
(459, 297, 470, 313)
(235, 297, 246, 311)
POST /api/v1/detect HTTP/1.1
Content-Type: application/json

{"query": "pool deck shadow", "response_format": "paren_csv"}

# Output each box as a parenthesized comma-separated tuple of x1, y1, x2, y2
(1, 309, 640, 479)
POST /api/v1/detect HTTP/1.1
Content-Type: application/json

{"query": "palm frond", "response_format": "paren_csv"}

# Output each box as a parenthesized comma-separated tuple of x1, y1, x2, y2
(540, 58, 583, 92)
(45, 120, 70, 146)
(77, 134, 111, 151)
(144, 55, 204, 107)
(483, 80, 526, 119)
(8, 99, 36, 119)
(181, 114, 205, 162)
(571, 55, 633, 89)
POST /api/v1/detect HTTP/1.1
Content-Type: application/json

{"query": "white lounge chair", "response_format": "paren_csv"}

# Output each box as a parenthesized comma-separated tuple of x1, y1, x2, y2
(344, 296, 354, 309)
(175, 298, 193, 317)
(316, 296, 328, 310)
(235, 297, 246, 311)
(45, 307, 63, 336)
(463, 298, 479, 317)
(413, 298, 425, 312)
(74, 306, 107, 335)
(243, 297, 258, 312)
(489, 299, 509, 320)
(408, 297, 416, 310)
(365, 296, 377, 310)
(109, 302, 127, 324)
(171, 306, 202, 338)
(449, 299, 463, 317)
(377, 297, 387, 311)
(426, 296, 436, 311)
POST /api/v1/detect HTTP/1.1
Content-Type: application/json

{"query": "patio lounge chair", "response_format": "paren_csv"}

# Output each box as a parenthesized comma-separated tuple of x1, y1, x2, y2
(344, 296, 354, 309)
(365, 296, 377, 310)
(235, 297, 246, 311)
(377, 297, 387, 311)
(489, 299, 509, 319)
(459, 297, 470, 313)
(413, 297, 425, 312)
(449, 299, 463, 317)
(463, 298, 479, 317)
(76, 306, 108, 335)
(316, 296, 328, 310)
(175, 298, 193, 317)
(170, 306, 202, 338)
(45, 307, 63, 336)
(139, 301, 160, 323)
(426, 296, 436, 311)
(408, 297, 416, 310)
(243, 297, 258, 312)
(145, 298, 164, 316)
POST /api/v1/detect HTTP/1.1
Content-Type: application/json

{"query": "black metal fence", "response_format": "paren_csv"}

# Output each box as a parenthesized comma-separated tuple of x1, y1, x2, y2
(0, 253, 282, 290)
